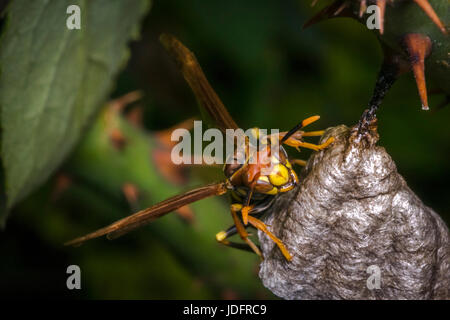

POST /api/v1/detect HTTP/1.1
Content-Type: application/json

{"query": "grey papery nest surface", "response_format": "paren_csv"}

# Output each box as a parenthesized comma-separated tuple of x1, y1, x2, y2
(258, 124, 449, 299)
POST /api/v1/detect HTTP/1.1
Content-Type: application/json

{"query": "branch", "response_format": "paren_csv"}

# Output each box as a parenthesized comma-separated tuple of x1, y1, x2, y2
(258, 124, 450, 299)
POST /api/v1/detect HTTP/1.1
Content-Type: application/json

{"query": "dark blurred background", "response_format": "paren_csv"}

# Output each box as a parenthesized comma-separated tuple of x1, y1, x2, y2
(1, 0, 449, 299)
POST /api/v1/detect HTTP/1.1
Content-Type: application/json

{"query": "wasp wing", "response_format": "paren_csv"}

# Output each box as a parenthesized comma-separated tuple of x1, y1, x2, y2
(160, 33, 239, 133)
(65, 182, 228, 247)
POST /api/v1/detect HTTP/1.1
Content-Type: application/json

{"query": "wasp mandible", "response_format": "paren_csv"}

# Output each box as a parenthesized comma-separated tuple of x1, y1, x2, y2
(65, 34, 334, 261)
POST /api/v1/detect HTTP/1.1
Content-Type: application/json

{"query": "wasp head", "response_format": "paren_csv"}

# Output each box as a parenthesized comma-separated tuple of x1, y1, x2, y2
(224, 128, 299, 195)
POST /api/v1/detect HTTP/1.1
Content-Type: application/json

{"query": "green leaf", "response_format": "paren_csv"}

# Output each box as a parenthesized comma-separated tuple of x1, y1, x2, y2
(0, 0, 151, 212)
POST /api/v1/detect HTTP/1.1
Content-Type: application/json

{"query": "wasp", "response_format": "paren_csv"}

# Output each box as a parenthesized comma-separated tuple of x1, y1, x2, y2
(65, 34, 334, 261)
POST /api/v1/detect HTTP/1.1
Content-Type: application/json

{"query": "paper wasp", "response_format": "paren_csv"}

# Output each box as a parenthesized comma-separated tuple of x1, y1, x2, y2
(65, 34, 334, 261)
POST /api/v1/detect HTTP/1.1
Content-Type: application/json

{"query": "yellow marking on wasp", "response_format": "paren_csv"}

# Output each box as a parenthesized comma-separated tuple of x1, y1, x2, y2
(269, 164, 289, 186)
(216, 231, 227, 242)
(257, 176, 279, 195)
(283, 170, 298, 193)
(265, 187, 278, 195)
(279, 183, 295, 193)
(231, 203, 243, 211)
(285, 160, 292, 169)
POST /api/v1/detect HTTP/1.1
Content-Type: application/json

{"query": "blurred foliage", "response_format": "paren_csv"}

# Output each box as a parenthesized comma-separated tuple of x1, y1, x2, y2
(0, 0, 449, 299)
(0, 0, 150, 215)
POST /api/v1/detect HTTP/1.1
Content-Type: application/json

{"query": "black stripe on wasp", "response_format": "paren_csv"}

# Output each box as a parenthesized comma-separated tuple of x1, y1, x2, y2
(65, 34, 334, 261)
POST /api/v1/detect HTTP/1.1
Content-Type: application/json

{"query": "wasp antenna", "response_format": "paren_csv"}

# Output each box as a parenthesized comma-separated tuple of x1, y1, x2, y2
(302, 115, 320, 127)
(376, 0, 386, 35)
(281, 123, 303, 144)
(413, 0, 447, 34)
(402, 33, 432, 110)
(281, 116, 320, 144)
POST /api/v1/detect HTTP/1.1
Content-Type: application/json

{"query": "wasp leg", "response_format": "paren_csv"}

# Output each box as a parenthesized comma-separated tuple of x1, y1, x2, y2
(247, 215, 292, 261)
(227, 204, 263, 258)
(290, 159, 307, 167)
(241, 204, 255, 226)
(284, 136, 334, 151)
(301, 130, 325, 137)
(215, 225, 258, 253)
(241, 185, 256, 226)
